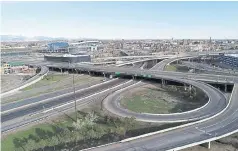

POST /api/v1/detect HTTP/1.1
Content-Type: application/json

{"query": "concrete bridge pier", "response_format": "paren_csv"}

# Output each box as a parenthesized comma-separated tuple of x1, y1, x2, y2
(109, 75, 113, 79)
(225, 84, 227, 92)
(189, 85, 192, 96)
(184, 84, 187, 91)
(153, 60, 156, 64)
(132, 75, 136, 80)
(161, 79, 166, 87)
(201, 141, 211, 149)
(103, 72, 106, 81)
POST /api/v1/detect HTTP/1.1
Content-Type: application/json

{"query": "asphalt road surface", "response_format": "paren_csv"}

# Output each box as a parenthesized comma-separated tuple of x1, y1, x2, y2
(1, 79, 103, 111)
(1, 79, 126, 123)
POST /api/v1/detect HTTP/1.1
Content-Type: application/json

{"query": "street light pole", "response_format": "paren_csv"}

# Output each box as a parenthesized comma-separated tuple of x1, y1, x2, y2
(69, 61, 77, 122)
(73, 69, 77, 121)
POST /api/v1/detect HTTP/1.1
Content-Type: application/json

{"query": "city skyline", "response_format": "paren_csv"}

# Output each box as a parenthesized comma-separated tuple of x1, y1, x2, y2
(1, 1, 238, 39)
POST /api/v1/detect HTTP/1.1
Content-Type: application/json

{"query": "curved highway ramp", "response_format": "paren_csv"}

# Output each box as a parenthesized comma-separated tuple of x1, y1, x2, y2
(83, 84, 238, 151)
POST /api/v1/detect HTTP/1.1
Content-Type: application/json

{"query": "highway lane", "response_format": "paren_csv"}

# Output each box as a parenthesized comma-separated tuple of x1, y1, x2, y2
(1, 79, 104, 112)
(1, 80, 136, 133)
(1, 79, 127, 123)
(150, 56, 194, 71)
(24, 59, 238, 83)
(47, 63, 238, 83)
(181, 61, 238, 75)
(82, 84, 238, 151)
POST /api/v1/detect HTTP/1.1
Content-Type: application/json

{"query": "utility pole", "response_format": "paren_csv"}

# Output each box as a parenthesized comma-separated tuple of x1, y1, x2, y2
(73, 68, 77, 121)
(69, 61, 77, 121)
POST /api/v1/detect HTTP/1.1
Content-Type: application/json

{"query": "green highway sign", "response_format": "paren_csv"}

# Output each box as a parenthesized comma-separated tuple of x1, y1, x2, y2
(115, 72, 121, 75)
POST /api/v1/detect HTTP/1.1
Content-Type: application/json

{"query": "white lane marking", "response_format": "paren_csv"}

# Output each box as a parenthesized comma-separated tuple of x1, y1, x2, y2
(38, 80, 133, 113)
(119, 84, 235, 143)
(2, 80, 134, 132)
(199, 85, 238, 129)
(1, 78, 118, 114)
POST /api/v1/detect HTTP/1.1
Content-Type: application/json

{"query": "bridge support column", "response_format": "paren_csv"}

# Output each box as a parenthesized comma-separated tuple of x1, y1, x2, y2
(201, 141, 211, 149)
(161, 79, 166, 87)
(109, 75, 113, 79)
(189, 85, 192, 96)
(225, 84, 227, 93)
(103, 72, 106, 81)
(132, 76, 136, 80)
(88, 71, 91, 76)
(189, 85, 192, 90)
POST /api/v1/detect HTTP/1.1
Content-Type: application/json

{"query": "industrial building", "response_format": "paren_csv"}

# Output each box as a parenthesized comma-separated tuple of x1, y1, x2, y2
(69, 41, 104, 54)
(44, 54, 91, 63)
(47, 42, 69, 53)
(41, 41, 103, 63)
(1, 61, 32, 74)
(43, 41, 103, 54)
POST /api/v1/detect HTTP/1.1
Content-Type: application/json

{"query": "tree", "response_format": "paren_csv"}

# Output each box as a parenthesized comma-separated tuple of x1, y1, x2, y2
(122, 117, 136, 137)
(37, 139, 47, 151)
(94, 126, 105, 139)
(104, 115, 110, 124)
(25, 139, 36, 151)
(115, 126, 126, 137)
(59, 129, 72, 147)
(72, 118, 85, 130)
(50, 136, 59, 150)
(124, 117, 136, 131)
(72, 112, 98, 133)
(13, 138, 26, 151)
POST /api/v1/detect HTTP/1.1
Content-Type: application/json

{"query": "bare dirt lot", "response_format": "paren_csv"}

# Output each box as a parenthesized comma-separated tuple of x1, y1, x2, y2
(1, 74, 32, 93)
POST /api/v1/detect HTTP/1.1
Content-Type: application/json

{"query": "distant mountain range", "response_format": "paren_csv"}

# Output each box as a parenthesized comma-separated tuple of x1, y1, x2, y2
(1, 35, 68, 42)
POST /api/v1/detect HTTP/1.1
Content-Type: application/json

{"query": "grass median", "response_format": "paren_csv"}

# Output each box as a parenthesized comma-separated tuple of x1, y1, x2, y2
(120, 84, 207, 114)
(120, 88, 176, 114)
(21, 74, 68, 91)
